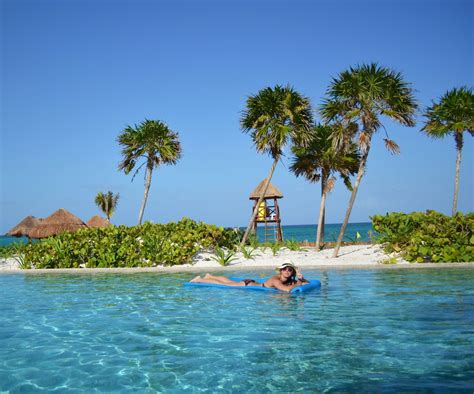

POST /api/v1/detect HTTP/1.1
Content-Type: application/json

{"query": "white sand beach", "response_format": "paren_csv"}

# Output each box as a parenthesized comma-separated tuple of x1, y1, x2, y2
(1, 244, 472, 273)
(191, 244, 408, 269)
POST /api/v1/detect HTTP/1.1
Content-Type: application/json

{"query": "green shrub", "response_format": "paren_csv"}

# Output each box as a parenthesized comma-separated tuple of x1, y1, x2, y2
(210, 246, 238, 266)
(284, 239, 307, 251)
(371, 210, 473, 263)
(0, 243, 30, 269)
(240, 245, 259, 260)
(269, 242, 283, 256)
(20, 218, 242, 269)
(0, 245, 17, 259)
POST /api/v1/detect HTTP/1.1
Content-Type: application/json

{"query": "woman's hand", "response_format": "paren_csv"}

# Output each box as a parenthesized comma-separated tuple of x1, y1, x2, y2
(295, 268, 308, 283)
(295, 268, 303, 280)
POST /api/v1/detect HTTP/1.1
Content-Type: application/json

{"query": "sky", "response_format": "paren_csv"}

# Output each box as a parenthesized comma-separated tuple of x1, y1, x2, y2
(1, 0, 473, 233)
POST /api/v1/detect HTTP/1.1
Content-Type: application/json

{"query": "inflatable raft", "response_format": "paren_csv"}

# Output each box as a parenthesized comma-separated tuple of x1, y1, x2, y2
(185, 278, 321, 294)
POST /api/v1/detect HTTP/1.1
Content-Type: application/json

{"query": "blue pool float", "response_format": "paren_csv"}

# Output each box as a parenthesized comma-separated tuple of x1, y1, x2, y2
(185, 278, 321, 294)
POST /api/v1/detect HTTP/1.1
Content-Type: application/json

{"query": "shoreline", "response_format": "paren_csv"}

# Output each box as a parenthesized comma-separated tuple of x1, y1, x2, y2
(1, 244, 473, 274)
(0, 263, 473, 275)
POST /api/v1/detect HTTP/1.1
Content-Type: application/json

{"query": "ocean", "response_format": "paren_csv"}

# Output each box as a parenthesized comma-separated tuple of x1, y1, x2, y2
(0, 236, 36, 247)
(0, 222, 373, 247)
(254, 222, 374, 243)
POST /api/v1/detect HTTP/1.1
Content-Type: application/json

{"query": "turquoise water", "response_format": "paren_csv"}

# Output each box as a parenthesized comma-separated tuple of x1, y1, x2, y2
(0, 236, 30, 247)
(1, 268, 473, 392)
(249, 222, 373, 243)
(262, 222, 374, 243)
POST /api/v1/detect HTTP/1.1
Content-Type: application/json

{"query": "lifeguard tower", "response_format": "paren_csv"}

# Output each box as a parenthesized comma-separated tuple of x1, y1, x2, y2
(249, 179, 283, 242)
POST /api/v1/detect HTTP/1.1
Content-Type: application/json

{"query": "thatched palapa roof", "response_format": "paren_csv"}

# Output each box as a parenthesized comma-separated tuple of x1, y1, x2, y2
(28, 208, 88, 239)
(7, 216, 43, 237)
(87, 215, 110, 228)
(249, 179, 283, 200)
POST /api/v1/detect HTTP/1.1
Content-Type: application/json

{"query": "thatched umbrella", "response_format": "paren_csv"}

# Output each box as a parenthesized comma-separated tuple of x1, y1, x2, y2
(28, 208, 88, 239)
(87, 215, 110, 228)
(7, 216, 43, 237)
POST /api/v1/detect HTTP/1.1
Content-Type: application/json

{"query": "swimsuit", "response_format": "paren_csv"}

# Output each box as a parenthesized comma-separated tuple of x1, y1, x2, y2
(243, 279, 265, 287)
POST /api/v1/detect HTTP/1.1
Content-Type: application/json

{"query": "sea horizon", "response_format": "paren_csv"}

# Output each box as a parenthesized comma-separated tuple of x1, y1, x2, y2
(250, 222, 373, 243)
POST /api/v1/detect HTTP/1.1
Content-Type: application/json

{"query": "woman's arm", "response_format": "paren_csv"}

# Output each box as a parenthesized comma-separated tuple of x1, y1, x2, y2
(266, 277, 300, 293)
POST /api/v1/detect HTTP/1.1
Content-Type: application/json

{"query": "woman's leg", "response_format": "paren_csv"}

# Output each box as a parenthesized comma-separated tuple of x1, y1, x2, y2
(200, 274, 263, 287)
(203, 273, 238, 284)
(189, 274, 244, 286)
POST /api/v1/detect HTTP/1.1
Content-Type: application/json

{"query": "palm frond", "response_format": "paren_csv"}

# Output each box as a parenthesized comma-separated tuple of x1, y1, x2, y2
(422, 86, 474, 138)
(341, 173, 354, 192)
(117, 119, 182, 178)
(325, 177, 336, 194)
(321, 63, 417, 147)
(383, 138, 401, 155)
(358, 132, 369, 152)
(290, 123, 360, 189)
(241, 85, 313, 160)
(130, 162, 146, 182)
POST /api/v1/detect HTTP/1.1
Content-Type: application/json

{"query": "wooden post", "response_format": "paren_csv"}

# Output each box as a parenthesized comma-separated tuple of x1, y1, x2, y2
(274, 198, 283, 242)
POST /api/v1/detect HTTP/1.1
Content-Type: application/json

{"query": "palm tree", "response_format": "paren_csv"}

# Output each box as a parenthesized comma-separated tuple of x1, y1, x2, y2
(320, 63, 417, 257)
(290, 124, 360, 250)
(95, 191, 120, 222)
(240, 85, 313, 246)
(422, 87, 474, 216)
(118, 119, 182, 225)
(94, 191, 120, 222)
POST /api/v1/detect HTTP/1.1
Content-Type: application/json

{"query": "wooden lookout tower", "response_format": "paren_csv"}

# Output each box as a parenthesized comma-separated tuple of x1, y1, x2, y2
(249, 179, 283, 242)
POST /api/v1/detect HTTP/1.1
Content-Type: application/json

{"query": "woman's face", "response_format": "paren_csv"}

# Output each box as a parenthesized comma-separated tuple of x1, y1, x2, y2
(280, 266, 295, 279)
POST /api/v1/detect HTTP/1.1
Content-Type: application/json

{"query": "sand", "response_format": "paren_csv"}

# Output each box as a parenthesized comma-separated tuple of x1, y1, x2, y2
(1, 244, 472, 274)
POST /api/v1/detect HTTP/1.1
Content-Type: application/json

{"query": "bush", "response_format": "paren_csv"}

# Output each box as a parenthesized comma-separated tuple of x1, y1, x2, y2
(18, 218, 243, 269)
(371, 210, 473, 263)
(0, 245, 17, 259)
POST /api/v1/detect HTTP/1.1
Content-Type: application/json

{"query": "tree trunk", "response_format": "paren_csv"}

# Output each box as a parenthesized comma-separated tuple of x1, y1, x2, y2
(138, 163, 153, 225)
(106, 199, 111, 222)
(452, 132, 463, 216)
(332, 145, 371, 258)
(315, 171, 328, 251)
(240, 158, 279, 247)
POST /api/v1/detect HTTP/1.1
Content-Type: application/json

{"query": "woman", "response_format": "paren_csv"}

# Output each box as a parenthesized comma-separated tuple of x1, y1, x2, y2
(189, 261, 308, 293)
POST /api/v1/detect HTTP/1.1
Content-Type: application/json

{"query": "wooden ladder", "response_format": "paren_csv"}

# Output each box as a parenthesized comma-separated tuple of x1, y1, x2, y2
(264, 221, 277, 243)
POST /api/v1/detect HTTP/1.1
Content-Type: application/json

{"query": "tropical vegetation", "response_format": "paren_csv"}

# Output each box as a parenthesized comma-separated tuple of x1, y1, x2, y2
(421, 87, 474, 216)
(3, 65, 472, 268)
(210, 246, 238, 266)
(118, 119, 182, 225)
(9, 218, 242, 269)
(290, 124, 360, 250)
(372, 211, 473, 263)
(320, 63, 418, 257)
(240, 84, 313, 246)
(94, 191, 119, 222)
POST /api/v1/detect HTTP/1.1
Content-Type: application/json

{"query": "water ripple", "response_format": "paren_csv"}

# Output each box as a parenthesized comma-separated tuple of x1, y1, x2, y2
(0, 269, 473, 392)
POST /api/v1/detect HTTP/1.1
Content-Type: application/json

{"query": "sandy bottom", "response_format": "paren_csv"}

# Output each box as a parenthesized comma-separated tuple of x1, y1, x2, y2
(1, 244, 472, 274)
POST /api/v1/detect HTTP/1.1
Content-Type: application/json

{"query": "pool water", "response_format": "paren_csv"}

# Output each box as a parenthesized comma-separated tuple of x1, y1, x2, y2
(1, 268, 473, 392)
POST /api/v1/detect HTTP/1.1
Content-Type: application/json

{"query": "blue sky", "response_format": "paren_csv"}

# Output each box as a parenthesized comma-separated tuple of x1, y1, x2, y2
(1, 0, 473, 233)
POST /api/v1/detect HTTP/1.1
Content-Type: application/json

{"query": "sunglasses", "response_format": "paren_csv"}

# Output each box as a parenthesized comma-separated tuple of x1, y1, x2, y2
(281, 267, 295, 273)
